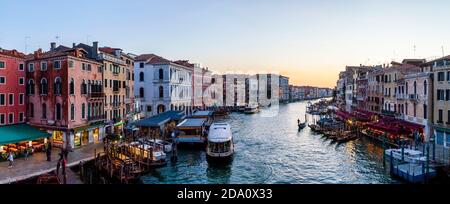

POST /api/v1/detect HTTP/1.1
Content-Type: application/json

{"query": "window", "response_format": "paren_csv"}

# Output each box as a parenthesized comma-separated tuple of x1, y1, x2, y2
(56, 103, 62, 120)
(0, 114, 4, 125)
(68, 60, 74, 68)
(8, 113, 13, 124)
(448, 110, 450, 124)
(159, 69, 164, 80)
(53, 60, 61, 69)
(28, 63, 34, 72)
(42, 103, 47, 119)
(41, 62, 47, 71)
(0, 76, 5, 84)
(27, 79, 35, 95)
(82, 63, 86, 70)
(19, 64, 24, 71)
(0, 61, 5, 69)
(19, 77, 24, 85)
(447, 71, 450, 81)
(413, 104, 416, 117)
(81, 79, 87, 94)
(19, 112, 24, 122)
(8, 94, 13, 105)
(159, 86, 164, 98)
(82, 103, 86, 119)
(71, 104, 75, 120)
(40, 78, 48, 95)
(0, 94, 5, 105)
(438, 72, 445, 81)
(54, 77, 62, 95)
(70, 78, 75, 95)
(139, 87, 144, 98)
(438, 109, 443, 123)
(140, 62, 144, 68)
(447, 90, 450, 101)
(146, 105, 152, 112)
(424, 80, 427, 95)
(19, 93, 24, 105)
(413, 81, 417, 94)
(437, 90, 445, 101)
(87, 64, 91, 71)
(29, 103, 34, 117)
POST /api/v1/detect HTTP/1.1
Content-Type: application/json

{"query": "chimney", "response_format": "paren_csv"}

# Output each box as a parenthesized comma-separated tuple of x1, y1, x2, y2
(34, 48, 42, 58)
(72, 43, 76, 48)
(92, 41, 99, 58)
(114, 49, 121, 58)
(50, 42, 56, 51)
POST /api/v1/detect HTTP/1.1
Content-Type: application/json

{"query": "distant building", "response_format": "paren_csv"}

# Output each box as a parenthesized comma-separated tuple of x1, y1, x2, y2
(279, 76, 289, 103)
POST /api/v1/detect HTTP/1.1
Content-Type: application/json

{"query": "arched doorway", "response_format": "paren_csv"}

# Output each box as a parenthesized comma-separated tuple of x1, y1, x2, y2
(157, 104, 165, 114)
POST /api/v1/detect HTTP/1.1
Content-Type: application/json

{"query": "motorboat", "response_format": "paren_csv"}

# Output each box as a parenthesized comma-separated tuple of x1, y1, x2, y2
(206, 123, 234, 163)
(244, 104, 260, 114)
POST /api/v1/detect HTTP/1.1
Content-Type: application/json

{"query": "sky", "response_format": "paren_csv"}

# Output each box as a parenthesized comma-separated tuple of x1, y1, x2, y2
(1, 0, 450, 88)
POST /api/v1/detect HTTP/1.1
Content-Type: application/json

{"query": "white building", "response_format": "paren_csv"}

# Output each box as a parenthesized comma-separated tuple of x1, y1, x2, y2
(134, 54, 193, 117)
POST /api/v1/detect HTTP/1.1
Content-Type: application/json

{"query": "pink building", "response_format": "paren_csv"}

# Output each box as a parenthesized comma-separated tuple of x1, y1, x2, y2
(26, 43, 104, 149)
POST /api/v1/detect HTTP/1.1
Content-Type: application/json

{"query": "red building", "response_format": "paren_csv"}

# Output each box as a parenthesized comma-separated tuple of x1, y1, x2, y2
(0, 48, 27, 125)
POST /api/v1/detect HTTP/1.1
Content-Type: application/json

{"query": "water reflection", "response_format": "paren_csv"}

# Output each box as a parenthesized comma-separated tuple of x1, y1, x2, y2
(141, 100, 399, 184)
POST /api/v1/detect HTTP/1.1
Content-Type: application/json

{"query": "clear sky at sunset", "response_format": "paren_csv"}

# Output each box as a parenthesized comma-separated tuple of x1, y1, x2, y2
(1, 0, 450, 88)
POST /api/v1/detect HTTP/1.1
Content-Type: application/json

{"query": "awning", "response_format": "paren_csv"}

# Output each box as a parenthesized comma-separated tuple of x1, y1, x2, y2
(114, 121, 125, 127)
(0, 124, 51, 145)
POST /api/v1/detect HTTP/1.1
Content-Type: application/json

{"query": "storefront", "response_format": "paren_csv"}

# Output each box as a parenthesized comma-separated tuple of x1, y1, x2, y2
(70, 125, 105, 149)
(52, 131, 65, 148)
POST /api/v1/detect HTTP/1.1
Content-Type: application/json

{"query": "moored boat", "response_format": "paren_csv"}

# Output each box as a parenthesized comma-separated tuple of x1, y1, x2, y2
(244, 104, 260, 114)
(206, 123, 234, 163)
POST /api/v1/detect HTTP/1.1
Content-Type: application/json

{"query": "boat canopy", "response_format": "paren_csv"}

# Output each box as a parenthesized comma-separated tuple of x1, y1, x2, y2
(191, 111, 213, 118)
(176, 118, 207, 129)
(208, 123, 232, 143)
(133, 111, 186, 127)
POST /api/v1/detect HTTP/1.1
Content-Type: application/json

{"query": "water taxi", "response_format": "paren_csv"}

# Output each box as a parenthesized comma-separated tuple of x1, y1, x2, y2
(206, 123, 234, 163)
(385, 148, 426, 164)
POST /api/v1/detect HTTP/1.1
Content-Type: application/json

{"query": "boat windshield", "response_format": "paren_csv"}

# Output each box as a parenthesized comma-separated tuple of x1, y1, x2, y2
(208, 141, 232, 153)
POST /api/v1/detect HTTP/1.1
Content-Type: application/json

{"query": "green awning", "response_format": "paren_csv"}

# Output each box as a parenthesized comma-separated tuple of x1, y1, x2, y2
(0, 124, 51, 145)
(114, 121, 125, 127)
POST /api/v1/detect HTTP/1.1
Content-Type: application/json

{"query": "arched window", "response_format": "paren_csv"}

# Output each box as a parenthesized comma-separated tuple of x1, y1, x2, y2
(81, 79, 87, 94)
(81, 103, 86, 119)
(40, 78, 48, 95)
(54, 77, 62, 95)
(171, 104, 174, 110)
(405, 82, 409, 95)
(42, 103, 47, 119)
(159, 86, 164, 98)
(139, 72, 144, 82)
(413, 81, 417, 95)
(70, 104, 75, 120)
(56, 103, 62, 120)
(28, 79, 35, 95)
(139, 87, 144, 98)
(424, 80, 427, 95)
(70, 78, 75, 95)
(159, 68, 163, 80)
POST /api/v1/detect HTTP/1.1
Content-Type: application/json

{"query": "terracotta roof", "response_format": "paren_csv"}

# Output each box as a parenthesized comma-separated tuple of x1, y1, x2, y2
(99, 47, 121, 55)
(0, 48, 26, 59)
(173, 60, 195, 68)
(135, 54, 171, 64)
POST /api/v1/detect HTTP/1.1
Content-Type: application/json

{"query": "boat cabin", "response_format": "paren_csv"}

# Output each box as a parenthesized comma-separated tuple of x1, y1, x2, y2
(207, 123, 234, 158)
(189, 110, 213, 126)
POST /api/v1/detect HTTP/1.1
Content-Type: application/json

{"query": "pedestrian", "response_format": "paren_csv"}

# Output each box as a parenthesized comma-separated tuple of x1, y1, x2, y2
(56, 160, 61, 176)
(46, 143, 52, 162)
(7, 151, 13, 168)
(24, 147, 29, 160)
(62, 157, 67, 184)
(298, 118, 300, 124)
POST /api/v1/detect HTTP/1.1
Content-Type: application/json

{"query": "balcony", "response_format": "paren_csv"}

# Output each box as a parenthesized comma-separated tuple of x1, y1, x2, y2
(396, 94, 407, 100)
(89, 92, 105, 98)
(409, 94, 419, 102)
(88, 114, 106, 122)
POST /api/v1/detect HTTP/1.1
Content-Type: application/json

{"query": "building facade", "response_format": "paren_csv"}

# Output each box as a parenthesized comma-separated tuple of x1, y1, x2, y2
(27, 43, 104, 149)
(135, 54, 194, 118)
(0, 48, 26, 126)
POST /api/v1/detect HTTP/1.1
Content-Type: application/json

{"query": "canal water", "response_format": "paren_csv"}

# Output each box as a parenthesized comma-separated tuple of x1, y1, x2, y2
(141, 100, 401, 184)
